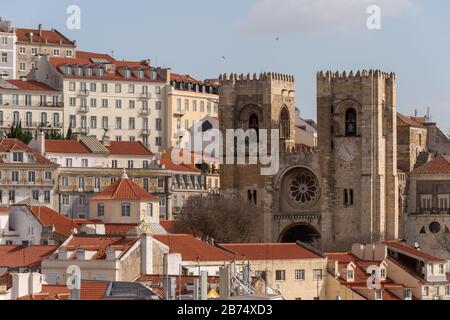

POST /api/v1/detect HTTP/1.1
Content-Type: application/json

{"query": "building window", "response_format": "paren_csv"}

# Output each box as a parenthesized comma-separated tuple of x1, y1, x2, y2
(19, 62, 26, 71)
(102, 117, 108, 129)
(147, 203, 153, 217)
(101, 83, 108, 93)
(79, 177, 85, 189)
(90, 116, 97, 129)
(53, 49, 60, 56)
(61, 176, 69, 187)
(121, 203, 131, 217)
(112, 160, 118, 168)
(44, 191, 50, 203)
(156, 137, 162, 146)
(439, 264, 445, 275)
(98, 203, 105, 217)
(129, 117, 135, 130)
(275, 270, 286, 281)
(62, 195, 70, 205)
(344, 189, 354, 206)
(79, 195, 87, 205)
(66, 158, 73, 168)
(116, 117, 122, 129)
(345, 108, 357, 136)
(66, 50, 73, 57)
(128, 160, 134, 169)
(143, 178, 149, 192)
(19, 47, 26, 54)
(445, 285, 450, 296)
(423, 286, 429, 297)
(380, 268, 386, 279)
(155, 101, 162, 110)
(32, 190, 39, 201)
(295, 270, 305, 281)
(115, 99, 122, 109)
(313, 269, 323, 281)
(279, 107, 290, 140)
(438, 195, 449, 213)
(143, 160, 149, 169)
(82, 159, 88, 168)
(420, 195, 432, 213)
(12, 152, 24, 163)
(115, 84, 121, 93)
(375, 290, 382, 300)
(347, 268, 354, 280)
(94, 177, 101, 190)
(28, 171, 36, 183)
(44, 171, 52, 181)
(8, 190, 15, 203)
(11, 171, 19, 182)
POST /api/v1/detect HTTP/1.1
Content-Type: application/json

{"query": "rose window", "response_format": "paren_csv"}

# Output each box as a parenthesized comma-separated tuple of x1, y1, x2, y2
(283, 168, 320, 207)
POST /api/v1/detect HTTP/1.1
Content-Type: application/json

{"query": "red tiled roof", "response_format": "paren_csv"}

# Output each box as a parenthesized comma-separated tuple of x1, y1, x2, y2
(160, 149, 200, 173)
(0, 139, 53, 165)
(90, 178, 159, 202)
(0, 245, 57, 268)
(4, 80, 58, 92)
(106, 141, 153, 156)
(45, 140, 90, 154)
(76, 51, 115, 62)
(80, 281, 109, 300)
(160, 220, 176, 233)
(65, 235, 139, 260)
(411, 156, 450, 175)
(383, 241, 446, 262)
(221, 243, 323, 260)
(104, 224, 138, 235)
(153, 234, 235, 262)
(49, 53, 163, 83)
(170, 73, 204, 85)
(15, 28, 75, 45)
(137, 275, 220, 297)
(30, 206, 80, 237)
(19, 282, 110, 300)
(397, 113, 426, 128)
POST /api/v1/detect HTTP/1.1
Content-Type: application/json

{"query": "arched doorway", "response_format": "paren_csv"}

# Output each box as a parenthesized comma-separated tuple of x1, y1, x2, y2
(279, 224, 321, 244)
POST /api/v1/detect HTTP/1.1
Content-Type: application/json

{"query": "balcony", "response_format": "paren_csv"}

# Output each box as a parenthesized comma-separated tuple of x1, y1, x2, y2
(140, 128, 151, 136)
(412, 208, 450, 215)
(139, 108, 150, 116)
(0, 121, 63, 130)
(77, 127, 90, 134)
(0, 100, 64, 108)
(139, 92, 151, 100)
(78, 90, 90, 97)
(78, 106, 89, 113)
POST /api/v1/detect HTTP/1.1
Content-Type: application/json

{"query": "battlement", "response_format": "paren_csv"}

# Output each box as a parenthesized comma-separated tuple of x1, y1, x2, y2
(219, 72, 295, 85)
(317, 70, 396, 81)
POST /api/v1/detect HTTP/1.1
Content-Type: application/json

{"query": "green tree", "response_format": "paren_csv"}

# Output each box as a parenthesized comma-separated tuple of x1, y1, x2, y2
(65, 125, 73, 140)
(6, 122, 33, 144)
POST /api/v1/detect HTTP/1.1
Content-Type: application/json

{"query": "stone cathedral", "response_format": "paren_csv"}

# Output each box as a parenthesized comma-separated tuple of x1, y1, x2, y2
(219, 70, 399, 251)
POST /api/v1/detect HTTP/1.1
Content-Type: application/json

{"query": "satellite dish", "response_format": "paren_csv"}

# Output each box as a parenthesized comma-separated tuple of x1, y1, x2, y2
(414, 242, 420, 249)
(72, 228, 78, 235)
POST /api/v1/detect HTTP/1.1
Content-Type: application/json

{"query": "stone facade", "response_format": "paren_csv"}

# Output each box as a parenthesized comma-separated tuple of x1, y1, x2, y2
(219, 70, 400, 251)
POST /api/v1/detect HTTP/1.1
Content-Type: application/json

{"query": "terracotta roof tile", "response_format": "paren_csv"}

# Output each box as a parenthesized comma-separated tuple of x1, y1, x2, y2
(65, 235, 139, 260)
(45, 140, 90, 154)
(29, 206, 80, 237)
(0, 139, 53, 165)
(397, 113, 426, 128)
(104, 224, 138, 235)
(4, 80, 58, 92)
(0, 245, 57, 268)
(411, 156, 450, 174)
(153, 234, 234, 262)
(76, 51, 115, 62)
(80, 281, 109, 300)
(383, 241, 446, 262)
(90, 177, 159, 202)
(106, 141, 153, 156)
(170, 73, 204, 85)
(15, 28, 75, 46)
(221, 243, 323, 260)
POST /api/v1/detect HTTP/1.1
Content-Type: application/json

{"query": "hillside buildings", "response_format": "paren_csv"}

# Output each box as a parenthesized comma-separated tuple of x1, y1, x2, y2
(0, 18, 16, 80)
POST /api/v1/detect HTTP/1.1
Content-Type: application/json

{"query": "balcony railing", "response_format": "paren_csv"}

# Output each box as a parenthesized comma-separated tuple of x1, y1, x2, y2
(0, 100, 63, 108)
(414, 208, 450, 215)
(0, 121, 64, 130)
(139, 108, 150, 116)
(78, 90, 90, 97)
(78, 106, 89, 113)
(140, 128, 150, 136)
(77, 127, 90, 134)
(140, 92, 151, 100)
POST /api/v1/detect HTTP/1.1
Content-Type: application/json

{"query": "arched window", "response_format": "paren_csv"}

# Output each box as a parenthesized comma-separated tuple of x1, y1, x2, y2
(249, 113, 259, 141)
(345, 108, 357, 136)
(280, 108, 290, 140)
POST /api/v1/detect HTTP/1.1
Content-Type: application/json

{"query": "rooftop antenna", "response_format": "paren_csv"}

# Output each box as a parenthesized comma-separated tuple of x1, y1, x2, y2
(110, 50, 115, 59)
(426, 106, 431, 122)
(414, 109, 418, 117)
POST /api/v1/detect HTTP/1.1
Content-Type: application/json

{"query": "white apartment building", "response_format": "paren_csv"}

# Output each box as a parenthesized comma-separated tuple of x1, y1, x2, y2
(30, 51, 168, 153)
(0, 139, 58, 208)
(0, 79, 63, 135)
(0, 18, 16, 79)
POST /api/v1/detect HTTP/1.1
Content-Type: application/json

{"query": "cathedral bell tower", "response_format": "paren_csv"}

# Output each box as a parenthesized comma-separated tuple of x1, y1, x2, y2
(317, 70, 399, 249)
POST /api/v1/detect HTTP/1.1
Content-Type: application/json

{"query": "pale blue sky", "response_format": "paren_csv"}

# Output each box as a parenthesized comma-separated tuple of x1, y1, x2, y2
(4, 0, 450, 131)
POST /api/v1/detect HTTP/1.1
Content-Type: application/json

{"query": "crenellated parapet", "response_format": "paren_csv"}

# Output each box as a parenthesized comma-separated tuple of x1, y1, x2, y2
(316, 69, 396, 82)
(219, 72, 295, 85)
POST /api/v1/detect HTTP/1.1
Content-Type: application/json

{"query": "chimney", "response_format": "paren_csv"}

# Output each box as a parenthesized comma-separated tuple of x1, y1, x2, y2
(29, 32, 33, 43)
(38, 24, 42, 36)
(102, 131, 111, 147)
(58, 247, 68, 260)
(11, 273, 28, 300)
(75, 247, 86, 260)
(28, 273, 43, 296)
(106, 247, 118, 261)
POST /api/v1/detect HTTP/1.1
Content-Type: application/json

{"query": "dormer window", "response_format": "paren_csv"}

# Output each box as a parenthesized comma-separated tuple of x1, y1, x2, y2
(347, 268, 354, 281)
(96, 67, 105, 77)
(151, 70, 158, 80)
(380, 267, 386, 279)
(124, 69, 131, 78)
(85, 67, 93, 77)
(137, 70, 144, 79)
(75, 66, 83, 76)
(13, 152, 24, 163)
(65, 65, 73, 75)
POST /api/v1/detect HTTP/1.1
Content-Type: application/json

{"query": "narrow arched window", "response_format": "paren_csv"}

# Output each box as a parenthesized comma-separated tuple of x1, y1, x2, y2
(249, 113, 259, 142)
(280, 108, 290, 140)
(345, 108, 357, 136)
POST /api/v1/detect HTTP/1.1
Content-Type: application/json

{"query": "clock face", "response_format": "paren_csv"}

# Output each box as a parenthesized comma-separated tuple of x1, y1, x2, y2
(338, 141, 357, 162)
